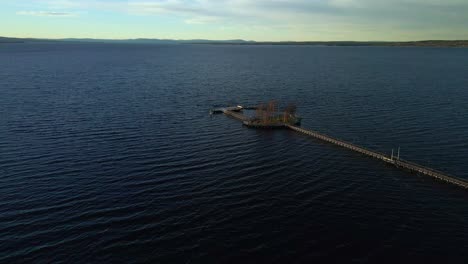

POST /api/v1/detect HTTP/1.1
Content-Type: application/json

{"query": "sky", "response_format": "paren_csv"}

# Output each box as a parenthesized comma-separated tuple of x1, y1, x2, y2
(1, 0, 468, 41)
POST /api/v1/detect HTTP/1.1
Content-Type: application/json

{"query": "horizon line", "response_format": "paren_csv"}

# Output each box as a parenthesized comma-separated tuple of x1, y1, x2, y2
(2, 36, 468, 42)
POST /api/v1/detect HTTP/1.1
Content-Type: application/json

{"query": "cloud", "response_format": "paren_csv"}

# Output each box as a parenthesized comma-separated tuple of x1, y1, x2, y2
(9, 0, 468, 39)
(122, 0, 468, 26)
(20, 0, 468, 22)
(184, 16, 221, 25)
(17, 10, 77, 17)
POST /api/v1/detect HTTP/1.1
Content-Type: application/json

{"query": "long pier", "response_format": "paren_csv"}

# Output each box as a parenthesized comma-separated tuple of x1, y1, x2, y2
(287, 125, 468, 189)
(213, 106, 468, 189)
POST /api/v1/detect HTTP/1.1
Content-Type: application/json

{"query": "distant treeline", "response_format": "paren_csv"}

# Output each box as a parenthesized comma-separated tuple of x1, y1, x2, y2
(0, 37, 57, 43)
(0, 37, 24, 43)
(190, 40, 468, 47)
(1, 36, 468, 47)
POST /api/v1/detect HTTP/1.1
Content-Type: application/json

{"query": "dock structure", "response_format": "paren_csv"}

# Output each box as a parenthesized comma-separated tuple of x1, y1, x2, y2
(287, 125, 468, 189)
(223, 109, 250, 122)
(212, 105, 468, 190)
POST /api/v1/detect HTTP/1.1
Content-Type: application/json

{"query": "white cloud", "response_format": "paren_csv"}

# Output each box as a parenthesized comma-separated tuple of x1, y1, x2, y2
(16, 10, 78, 17)
(18, 0, 468, 22)
(9, 0, 468, 40)
(184, 16, 220, 25)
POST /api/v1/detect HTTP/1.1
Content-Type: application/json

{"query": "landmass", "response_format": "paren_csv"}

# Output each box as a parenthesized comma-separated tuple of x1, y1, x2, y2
(0, 37, 59, 43)
(191, 40, 468, 47)
(1, 36, 467, 47)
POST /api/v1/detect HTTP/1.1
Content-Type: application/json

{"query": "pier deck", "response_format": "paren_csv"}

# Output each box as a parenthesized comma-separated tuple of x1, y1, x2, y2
(287, 125, 468, 189)
(212, 105, 468, 190)
(223, 109, 250, 121)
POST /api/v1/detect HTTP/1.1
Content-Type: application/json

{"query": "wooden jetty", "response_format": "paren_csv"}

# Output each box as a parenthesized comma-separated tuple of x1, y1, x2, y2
(211, 105, 468, 189)
(287, 124, 468, 189)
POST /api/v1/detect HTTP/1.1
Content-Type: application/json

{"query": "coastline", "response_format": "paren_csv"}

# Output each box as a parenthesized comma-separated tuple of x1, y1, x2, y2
(1, 36, 468, 47)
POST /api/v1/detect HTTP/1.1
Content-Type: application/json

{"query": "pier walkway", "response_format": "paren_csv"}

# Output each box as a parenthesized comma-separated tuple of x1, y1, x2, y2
(287, 125, 468, 189)
(223, 110, 250, 121)
(213, 105, 468, 189)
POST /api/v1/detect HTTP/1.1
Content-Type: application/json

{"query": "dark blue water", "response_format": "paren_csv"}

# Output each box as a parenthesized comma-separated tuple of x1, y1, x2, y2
(1, 43, 468, 263)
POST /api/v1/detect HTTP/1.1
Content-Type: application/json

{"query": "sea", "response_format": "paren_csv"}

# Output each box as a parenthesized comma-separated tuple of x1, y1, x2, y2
(1, 43, 468, 263)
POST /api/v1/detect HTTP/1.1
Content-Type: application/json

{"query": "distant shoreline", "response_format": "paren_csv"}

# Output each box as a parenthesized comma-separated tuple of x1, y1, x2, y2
(189, 40, 468, 47)
(1, 37, 467, 47)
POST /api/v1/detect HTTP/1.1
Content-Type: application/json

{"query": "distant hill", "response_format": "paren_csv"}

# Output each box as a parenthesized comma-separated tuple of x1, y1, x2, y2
(199, 40, 468, 47)
(1, 36, 467, 47)
(60, 38, 179, 44)
(0, 37, 26, 43)
(384, 40, 468, 47)
(0, 36, 59, 43)
(58, 38, 255, 44)
(0, 36, 253, 44)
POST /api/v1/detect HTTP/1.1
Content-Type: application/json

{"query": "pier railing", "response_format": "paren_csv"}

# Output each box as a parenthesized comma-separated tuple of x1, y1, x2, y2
(286, 124, 468, 189)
